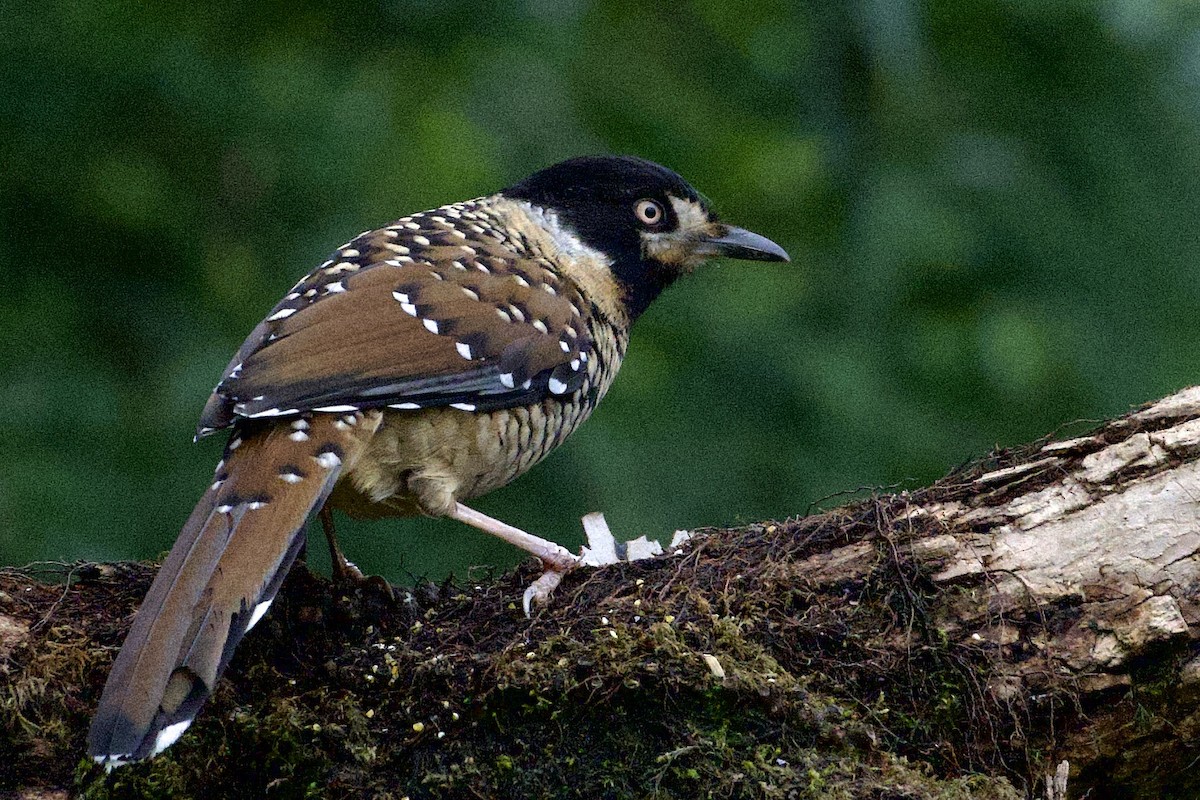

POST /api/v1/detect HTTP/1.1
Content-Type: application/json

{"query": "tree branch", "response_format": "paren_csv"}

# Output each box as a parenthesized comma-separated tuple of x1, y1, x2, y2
(5, 388, 1200, 799)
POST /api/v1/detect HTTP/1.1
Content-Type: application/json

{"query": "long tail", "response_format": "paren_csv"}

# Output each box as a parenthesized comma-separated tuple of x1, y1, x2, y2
(88, 410, 380, 767)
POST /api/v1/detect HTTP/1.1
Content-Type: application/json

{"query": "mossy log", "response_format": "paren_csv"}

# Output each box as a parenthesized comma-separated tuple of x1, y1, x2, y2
(5, 388, 1200, 799)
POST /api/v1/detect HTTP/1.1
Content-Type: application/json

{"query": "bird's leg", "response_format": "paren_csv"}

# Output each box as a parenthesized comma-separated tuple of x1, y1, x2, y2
(319, 506, 393, 598)
(448, 502, 579, 615)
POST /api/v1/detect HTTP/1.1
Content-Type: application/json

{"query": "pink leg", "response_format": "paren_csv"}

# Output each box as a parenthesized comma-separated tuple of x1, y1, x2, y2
(449, 502, 579, 614)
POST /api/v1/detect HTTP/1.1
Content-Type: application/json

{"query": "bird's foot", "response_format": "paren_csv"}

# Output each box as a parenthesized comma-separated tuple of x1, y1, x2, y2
(330, 556, 395, 602)
(521, 552, 580, 617)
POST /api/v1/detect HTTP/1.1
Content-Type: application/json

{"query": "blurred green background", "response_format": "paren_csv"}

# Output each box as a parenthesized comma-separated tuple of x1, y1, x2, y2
(4, 0, 1200, 581)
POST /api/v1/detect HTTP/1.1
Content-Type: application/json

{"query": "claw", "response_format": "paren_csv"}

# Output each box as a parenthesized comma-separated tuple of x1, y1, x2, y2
(522, 567, 568, 617)
(331, 556, 395, 602)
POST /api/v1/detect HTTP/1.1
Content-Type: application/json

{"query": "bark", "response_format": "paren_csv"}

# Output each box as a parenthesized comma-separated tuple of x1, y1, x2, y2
(4, 387, 1200, 799)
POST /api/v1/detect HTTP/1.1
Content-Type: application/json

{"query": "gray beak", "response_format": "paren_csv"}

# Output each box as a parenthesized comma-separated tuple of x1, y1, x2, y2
(704, 226, 790, 262)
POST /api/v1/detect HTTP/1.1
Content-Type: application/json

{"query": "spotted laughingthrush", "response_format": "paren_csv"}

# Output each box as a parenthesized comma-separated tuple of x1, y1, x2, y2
(88, 155, 790, 766)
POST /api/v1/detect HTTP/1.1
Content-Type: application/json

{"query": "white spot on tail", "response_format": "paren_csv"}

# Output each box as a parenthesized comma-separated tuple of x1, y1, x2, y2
(314, 404, 358, 413)
(245, 598, 273, 632)
(152, 719, 193, 756)
(95, 753, 133, 771)
(389, 402, 420, 410)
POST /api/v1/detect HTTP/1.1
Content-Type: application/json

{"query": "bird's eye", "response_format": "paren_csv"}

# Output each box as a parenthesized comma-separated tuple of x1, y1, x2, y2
(634, 199, 665, 226)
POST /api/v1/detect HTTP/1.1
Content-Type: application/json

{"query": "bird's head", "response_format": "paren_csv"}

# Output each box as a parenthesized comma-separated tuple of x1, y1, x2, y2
(504, 155, 789, 320)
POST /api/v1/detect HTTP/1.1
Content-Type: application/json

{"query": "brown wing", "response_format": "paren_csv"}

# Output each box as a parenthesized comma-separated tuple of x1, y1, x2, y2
(198, 200, 595, 435)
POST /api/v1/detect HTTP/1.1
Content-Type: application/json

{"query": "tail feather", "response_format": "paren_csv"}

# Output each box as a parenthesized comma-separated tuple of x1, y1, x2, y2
(88, 410, 380, 766)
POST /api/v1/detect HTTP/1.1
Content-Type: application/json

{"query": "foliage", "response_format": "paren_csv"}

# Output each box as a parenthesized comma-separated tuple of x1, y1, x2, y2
(3, 0, 1200, 576)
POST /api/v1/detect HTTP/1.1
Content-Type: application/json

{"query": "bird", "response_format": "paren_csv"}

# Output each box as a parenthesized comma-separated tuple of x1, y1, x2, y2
(87, 154, 789, 768)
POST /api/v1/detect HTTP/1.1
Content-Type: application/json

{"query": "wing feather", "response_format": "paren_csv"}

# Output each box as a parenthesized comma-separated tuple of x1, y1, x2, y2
(199, 201, 594, 434)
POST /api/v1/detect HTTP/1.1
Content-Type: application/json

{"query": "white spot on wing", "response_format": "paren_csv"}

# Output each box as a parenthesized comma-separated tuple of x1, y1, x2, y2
(422, 319, 439, 334)
(280, 470, 304, 484)
(455, 342, 473, 360)
(325, 281, 346, 293)
(401, 302, 418, 316)
(389, 402, 420, 410)
(549, 377, 568, 394)
(313, 404, 358, 412)
(500, 372, 515, 389)
(532, 319, 548, 334)
(289, 430, 310, 442)
(247, 407, 298, 419)
(314, 451, 342, 470)
(152, 719, 192, 756)
(267, 307, 297, 321)
(451, 402, 476, 411)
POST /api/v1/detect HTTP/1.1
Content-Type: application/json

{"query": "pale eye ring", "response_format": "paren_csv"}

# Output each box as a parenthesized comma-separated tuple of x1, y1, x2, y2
(634, 198, 665, 226)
